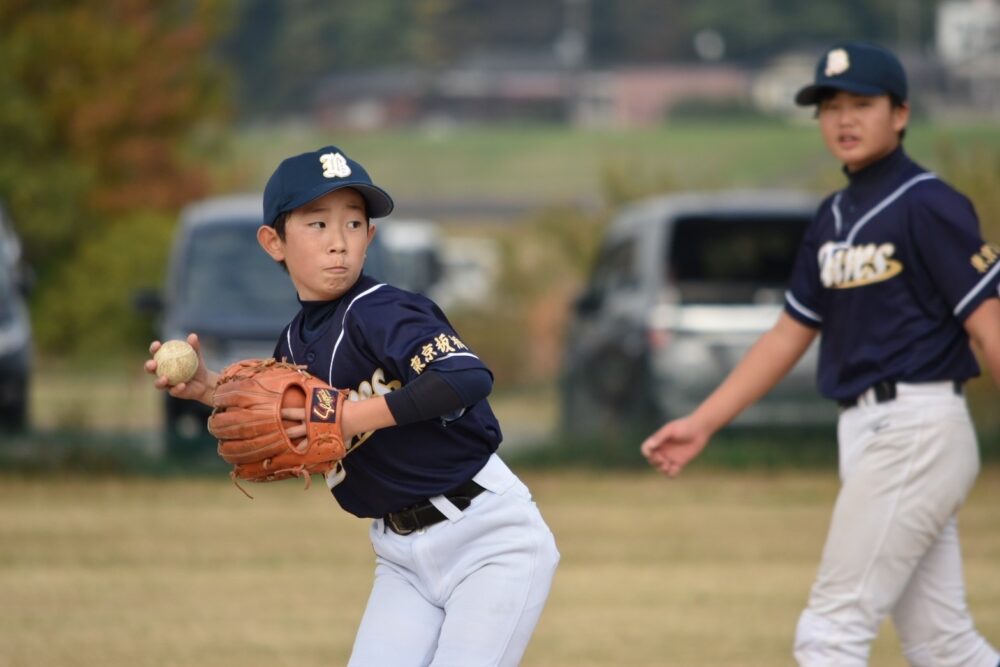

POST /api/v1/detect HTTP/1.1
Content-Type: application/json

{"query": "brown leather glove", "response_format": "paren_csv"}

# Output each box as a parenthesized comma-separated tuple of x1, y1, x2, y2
(208, 359, 348, 496)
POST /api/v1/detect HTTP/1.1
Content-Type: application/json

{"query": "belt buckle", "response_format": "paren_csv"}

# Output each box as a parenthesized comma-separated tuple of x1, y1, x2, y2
(386, 511, 415, 536)
(872, 380, 896, 403)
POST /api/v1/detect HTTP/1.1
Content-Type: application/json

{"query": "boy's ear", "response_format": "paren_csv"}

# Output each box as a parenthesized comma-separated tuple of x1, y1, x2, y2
(257, 225, 285, 262)
(892, 101, 910, 134)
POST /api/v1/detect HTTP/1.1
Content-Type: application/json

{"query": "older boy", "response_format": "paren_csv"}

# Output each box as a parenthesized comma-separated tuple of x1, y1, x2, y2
(641, 41, 1000, 666)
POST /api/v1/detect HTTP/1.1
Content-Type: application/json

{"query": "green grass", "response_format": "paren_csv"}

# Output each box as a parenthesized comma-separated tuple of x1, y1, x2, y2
(6, 366, 998, 665)
(217, 120, 1000, 206)
(14, 363, 999, 472)
(0, 469, 997, 666)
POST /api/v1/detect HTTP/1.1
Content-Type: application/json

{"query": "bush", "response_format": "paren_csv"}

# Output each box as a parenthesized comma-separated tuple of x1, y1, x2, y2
(33, 211, 176, 356)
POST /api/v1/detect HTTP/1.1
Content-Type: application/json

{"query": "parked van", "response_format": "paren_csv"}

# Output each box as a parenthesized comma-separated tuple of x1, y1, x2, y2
(139, 195, 390, 457)
(561, 190, 836, 437)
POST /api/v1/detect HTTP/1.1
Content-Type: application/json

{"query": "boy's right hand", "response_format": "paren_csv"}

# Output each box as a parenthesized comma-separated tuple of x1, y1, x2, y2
(640, 416, 711, 478)
(145, 333, 218, 406)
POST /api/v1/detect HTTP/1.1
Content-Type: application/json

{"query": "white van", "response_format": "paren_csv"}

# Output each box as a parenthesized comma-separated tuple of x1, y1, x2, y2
(561, 190, 836, 437)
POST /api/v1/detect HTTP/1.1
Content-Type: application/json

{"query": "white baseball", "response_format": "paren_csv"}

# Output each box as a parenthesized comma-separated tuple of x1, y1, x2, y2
(154, 339, 199, 385)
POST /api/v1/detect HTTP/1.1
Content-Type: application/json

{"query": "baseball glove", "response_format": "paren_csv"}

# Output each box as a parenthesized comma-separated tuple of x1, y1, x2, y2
(208, 359, 348, 497)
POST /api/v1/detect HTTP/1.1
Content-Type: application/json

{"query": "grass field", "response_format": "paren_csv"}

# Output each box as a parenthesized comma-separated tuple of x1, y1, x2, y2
(220, 120, 1000, 208)
(1, 468, 997, 666)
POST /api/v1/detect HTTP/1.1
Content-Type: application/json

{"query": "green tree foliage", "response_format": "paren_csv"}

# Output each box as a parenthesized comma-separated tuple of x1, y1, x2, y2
(220, 0, 451, 118)
(685, 0, 935, 61)
(590, 0, 693, 63)
(0, 0, 229, 355)
(34, 211, 177, 354)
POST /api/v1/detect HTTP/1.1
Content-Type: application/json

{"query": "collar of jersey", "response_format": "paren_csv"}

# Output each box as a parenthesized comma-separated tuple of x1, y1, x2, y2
(298, 295, 345, 343)
(832, 147, 919, 241)
(842, 146, 907, 198)
(292, 273, 377, 346)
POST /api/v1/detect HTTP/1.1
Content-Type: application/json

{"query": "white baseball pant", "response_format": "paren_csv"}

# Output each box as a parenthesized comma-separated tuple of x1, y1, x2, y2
(794, 381, 999, 666)
(348, 454, 560, 667)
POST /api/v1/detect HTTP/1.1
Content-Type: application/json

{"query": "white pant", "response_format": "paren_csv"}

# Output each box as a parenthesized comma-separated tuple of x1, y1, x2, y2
(348, 455, 560, 667)
(794, 382, 999, 667)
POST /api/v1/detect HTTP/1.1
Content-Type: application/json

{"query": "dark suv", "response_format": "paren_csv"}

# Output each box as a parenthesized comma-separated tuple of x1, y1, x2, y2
(0, 204, 31, 431)
(142, 195, 390, 458)
(561, 189, 836, 437)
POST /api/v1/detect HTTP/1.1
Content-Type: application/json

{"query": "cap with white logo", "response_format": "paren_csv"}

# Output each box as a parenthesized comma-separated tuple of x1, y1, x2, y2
(795, 41, 907, 106)
(263, 145, 395, 226)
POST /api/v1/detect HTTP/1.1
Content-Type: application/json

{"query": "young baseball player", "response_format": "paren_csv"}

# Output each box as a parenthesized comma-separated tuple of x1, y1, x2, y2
(146, 145, 559, 666)
(641, 41, 1000, 666)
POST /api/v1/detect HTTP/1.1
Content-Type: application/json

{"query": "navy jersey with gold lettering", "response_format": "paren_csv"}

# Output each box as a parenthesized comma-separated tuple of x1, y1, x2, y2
(273, 274, 502, 518)
(784, 147, 1000, 402)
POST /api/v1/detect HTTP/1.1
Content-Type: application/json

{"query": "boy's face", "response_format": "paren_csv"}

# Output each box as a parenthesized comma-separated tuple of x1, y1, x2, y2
(817, 91, 909, 172)
(257, 187, 375, 301)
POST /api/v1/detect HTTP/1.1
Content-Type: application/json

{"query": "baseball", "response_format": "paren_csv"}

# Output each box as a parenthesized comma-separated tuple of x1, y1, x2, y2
(154, 339, 199, 385)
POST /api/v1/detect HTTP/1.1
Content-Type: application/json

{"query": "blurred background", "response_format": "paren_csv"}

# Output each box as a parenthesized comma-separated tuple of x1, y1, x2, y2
(1, 0, 998, 468)
(2, 4, 1000, 666)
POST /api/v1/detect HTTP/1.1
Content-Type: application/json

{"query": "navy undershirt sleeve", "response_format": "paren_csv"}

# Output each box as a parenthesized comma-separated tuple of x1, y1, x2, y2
(384, 368, 493, 426)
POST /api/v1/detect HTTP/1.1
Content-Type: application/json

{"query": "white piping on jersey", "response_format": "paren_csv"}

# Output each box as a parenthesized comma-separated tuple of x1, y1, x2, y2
(953, 260, 1000, 317)
(285, 312, 301, 364)
(785, 290, 822, 323)
(430, 351, 480, 364)
(328, 283, 387, 384)
(832, 192, 844, 236)
(833, 172, 937, 246)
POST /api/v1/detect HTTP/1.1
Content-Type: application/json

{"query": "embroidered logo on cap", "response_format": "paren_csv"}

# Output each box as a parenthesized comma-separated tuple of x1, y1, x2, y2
(825, 48, 850, 76)
(319, 152, 351, 179)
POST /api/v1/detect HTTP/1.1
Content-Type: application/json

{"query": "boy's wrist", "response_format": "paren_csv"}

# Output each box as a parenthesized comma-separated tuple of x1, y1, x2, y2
(200, 371, 219, 406)
(690, 406, 723, 438)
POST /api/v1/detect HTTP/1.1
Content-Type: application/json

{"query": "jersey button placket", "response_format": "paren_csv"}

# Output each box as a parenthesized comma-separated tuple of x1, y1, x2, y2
(306, 352, 316, 363)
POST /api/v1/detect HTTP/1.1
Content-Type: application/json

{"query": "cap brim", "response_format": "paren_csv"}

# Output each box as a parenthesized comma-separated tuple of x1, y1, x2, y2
(350, 184, 395, 219)
(794, 80, 887, 106)
(286, 181, 395, 220)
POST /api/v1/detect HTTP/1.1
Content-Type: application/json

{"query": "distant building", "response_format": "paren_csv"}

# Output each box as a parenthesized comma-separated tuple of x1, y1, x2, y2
(935, 0, 1000, 116)
(312, 68, 430, 129)
(311, 53, 750, 130)
(575, 65, 750, 128)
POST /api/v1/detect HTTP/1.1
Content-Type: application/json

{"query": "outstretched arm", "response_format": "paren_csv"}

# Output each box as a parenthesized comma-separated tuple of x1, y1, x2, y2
(964, 297, 1000, 388)
(641, 312, 819, 477)
(285, 368, 493, 442)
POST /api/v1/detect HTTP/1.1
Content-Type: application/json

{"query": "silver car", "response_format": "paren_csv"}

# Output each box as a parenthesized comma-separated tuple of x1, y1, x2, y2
(561, 190, 836, 437)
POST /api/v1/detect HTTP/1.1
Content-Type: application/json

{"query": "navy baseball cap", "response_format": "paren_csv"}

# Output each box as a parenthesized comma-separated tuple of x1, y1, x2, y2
(795, 41, 907, 106)
(263, 145, 394, 226)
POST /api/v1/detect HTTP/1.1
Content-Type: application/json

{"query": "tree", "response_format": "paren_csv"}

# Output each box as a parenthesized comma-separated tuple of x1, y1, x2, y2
(0, 0, 230, 354)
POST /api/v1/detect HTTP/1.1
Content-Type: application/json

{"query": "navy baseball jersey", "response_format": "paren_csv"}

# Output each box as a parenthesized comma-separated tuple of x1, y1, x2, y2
(784, 147, 1000, 401)
(274, 274, 502, 518)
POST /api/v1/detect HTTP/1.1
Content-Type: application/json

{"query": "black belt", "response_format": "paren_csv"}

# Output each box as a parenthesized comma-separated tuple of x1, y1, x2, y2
(838, 380, 963, 410)
(384, 479, 486, 535)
